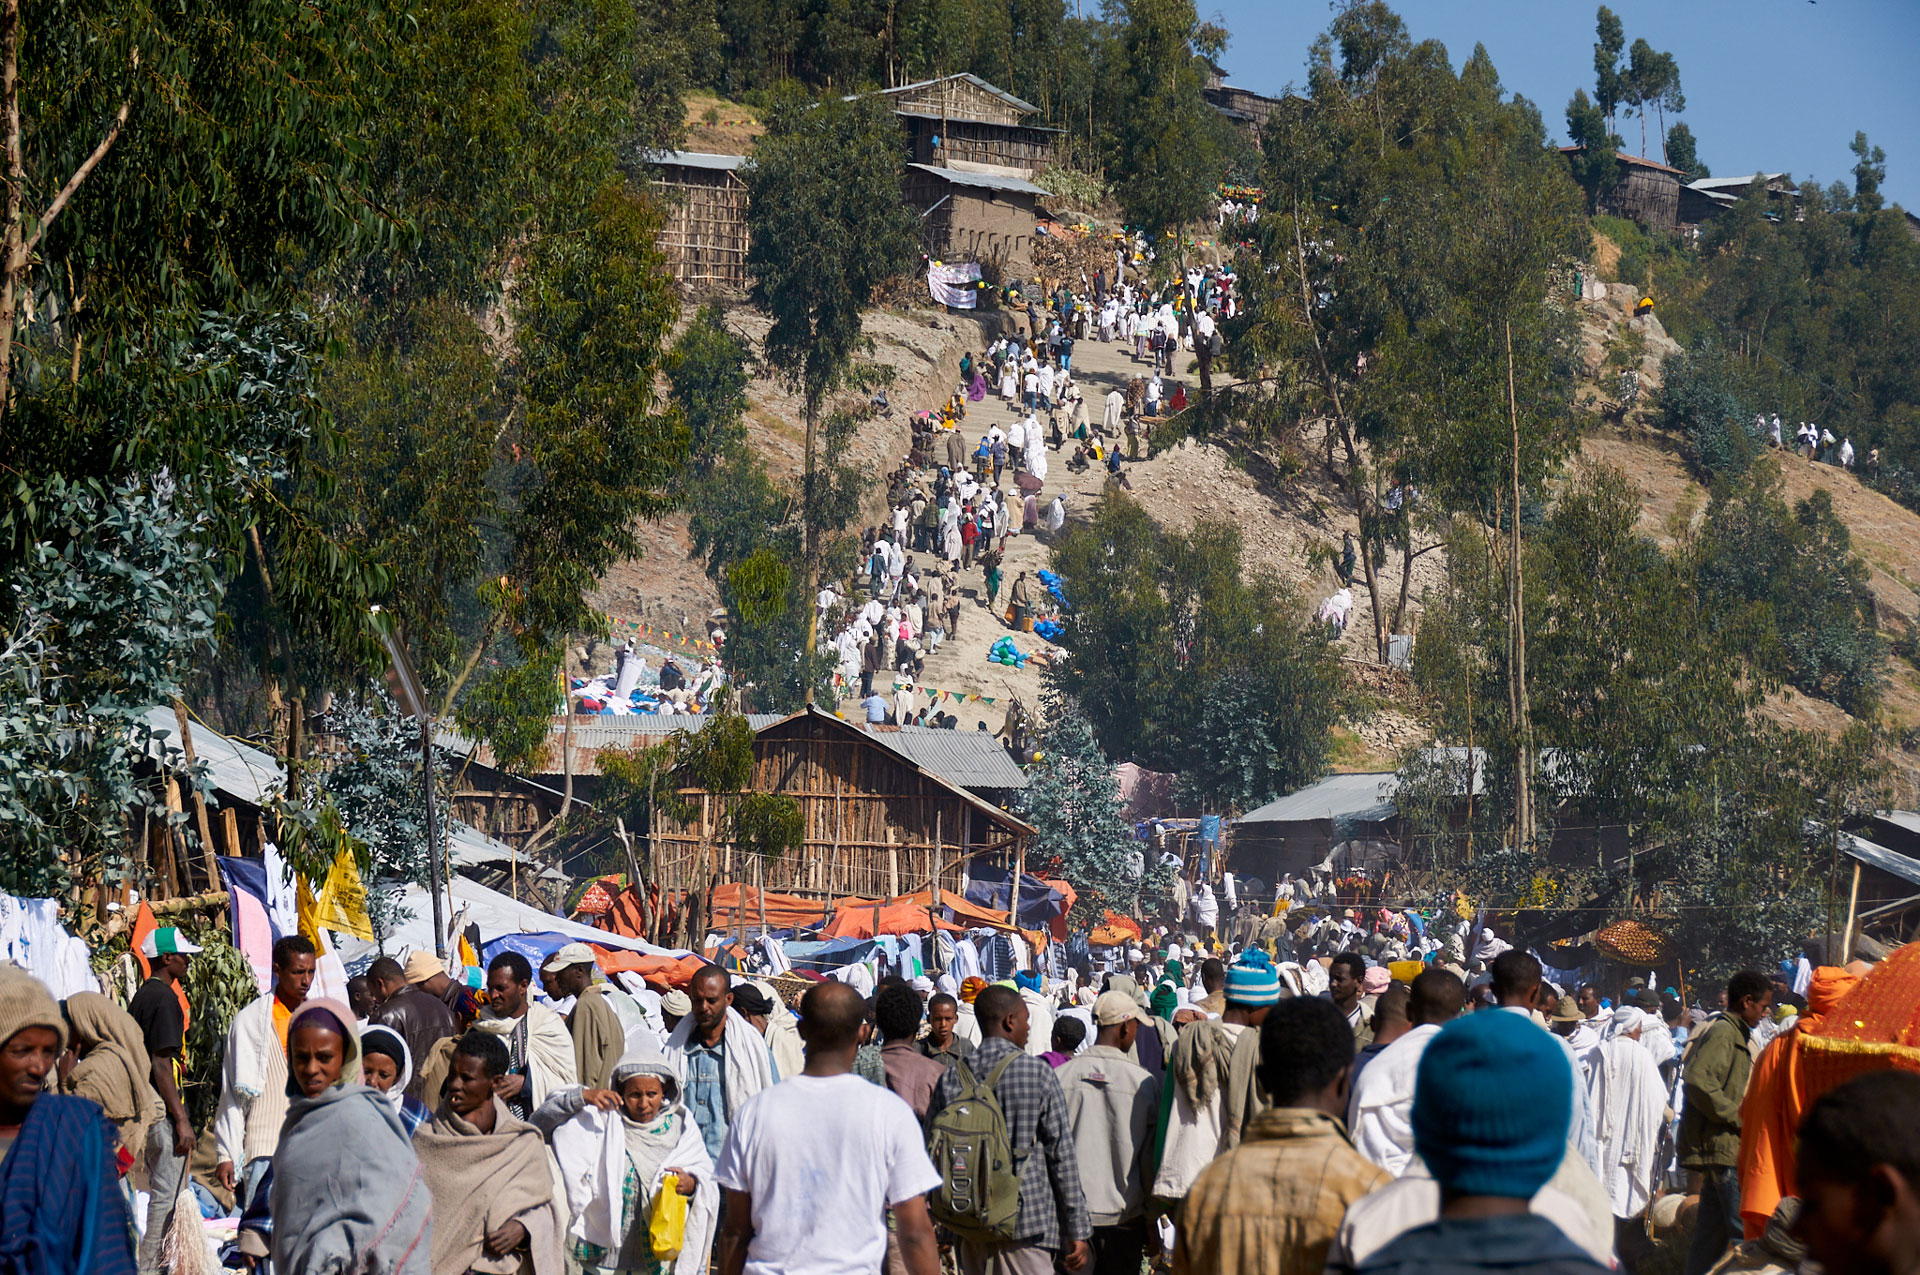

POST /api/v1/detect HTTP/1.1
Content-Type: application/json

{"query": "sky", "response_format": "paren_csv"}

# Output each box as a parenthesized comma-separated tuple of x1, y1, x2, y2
(1203, 0, 1920, 211)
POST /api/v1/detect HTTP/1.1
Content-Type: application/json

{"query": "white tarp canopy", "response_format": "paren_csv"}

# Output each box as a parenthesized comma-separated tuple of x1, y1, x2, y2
(335, 873, 691, 968)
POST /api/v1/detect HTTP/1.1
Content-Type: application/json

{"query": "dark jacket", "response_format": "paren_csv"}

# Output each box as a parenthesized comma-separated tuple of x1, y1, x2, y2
(1348, 1215, 1605, 1275)
(370, 986, 457, 1101)
(1679, 1012, 1753, 1168)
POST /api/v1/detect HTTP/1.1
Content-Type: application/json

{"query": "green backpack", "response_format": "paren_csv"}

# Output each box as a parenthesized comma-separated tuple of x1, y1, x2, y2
(927, 1052, 1025, 1243)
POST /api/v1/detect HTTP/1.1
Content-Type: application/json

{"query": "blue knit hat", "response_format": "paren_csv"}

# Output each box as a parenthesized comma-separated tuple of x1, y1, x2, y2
(1223, 950, 1281, 1008)
(1413, 1010, 1570, 1199)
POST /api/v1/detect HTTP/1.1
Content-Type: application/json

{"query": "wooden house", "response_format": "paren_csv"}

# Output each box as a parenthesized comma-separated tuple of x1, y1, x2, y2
(879, 74, 1060, 178)
(442, 708, 1033, 899)
(1560, 148, 1683, 233)
(1201, 60, 1288, 145)
(648, 707, 1034, 902)
(1679, 172, 1799, 227)
(646, 151, 750, 291)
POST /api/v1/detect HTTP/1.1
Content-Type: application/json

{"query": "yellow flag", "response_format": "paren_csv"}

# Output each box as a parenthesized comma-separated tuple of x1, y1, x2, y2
(312, 845, 375, 940)
(295, 874, 324, 949)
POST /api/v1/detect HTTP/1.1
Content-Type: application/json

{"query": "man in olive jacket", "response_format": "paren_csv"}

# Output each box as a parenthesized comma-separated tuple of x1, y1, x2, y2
(1679, 969, 1774, 1275)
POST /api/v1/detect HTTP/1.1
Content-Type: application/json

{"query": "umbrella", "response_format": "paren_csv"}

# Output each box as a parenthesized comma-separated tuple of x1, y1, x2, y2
(1015, 471, 1044, 493)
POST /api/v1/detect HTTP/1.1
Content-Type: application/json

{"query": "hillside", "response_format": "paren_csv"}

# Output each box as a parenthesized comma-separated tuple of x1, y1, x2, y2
(592, 223, 1920, 801)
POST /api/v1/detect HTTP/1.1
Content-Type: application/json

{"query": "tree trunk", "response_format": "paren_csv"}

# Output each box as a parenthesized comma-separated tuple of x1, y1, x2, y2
(0, 0, 23, 422)
(1504, 321, 1535, 851)
(802, 399, 819, 705)
(1289, 202, 1388, 661)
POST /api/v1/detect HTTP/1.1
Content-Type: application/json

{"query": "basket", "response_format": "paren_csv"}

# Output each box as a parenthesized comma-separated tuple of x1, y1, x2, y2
(766, 973, 813, 1012)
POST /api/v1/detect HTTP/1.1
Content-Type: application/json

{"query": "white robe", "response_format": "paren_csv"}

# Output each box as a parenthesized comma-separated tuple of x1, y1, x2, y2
(1347, 1023, 1442, 1176)
(1585, 1031, 1669, 1218)
(550, 1099, 718, 1275)
(474, 1002, 580, 1111)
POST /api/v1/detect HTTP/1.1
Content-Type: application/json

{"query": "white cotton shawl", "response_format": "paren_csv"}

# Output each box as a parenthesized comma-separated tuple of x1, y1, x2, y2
(1585, 1014, 1670, 1217)
(664, 1008, 775, 1115)
(551, 1039, 719, 1275)
(474, 1002, 579, 1109)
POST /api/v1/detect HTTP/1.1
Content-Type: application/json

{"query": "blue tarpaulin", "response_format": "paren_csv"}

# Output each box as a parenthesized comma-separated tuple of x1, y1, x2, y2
(964, 866, 1066, 931)
(782, 937, 879, 973)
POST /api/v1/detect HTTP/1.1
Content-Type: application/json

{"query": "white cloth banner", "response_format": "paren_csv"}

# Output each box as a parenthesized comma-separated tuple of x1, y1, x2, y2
(928, 260, 982, 309)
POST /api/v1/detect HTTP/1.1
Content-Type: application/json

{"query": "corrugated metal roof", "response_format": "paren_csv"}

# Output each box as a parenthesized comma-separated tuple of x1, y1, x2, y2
(866, 725, 1028, 790)
(1873, 811, 1920, 839)
(1235, 771, 1398, 826)
(908, 163, 1050, 198)
(1688, 173, 1786, 193)
(646, 150, 747, 172)
(449, 822, 524, 867)
(879, 73, 1040, 118)
(141, 706, 284, 806)
(1842, 831, 1920, 890)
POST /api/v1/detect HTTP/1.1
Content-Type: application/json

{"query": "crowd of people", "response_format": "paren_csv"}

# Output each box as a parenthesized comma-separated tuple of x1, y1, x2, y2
(818, 267, 1241, 723)
(1758, 413, 1875, 473)
(5, 902, 1917, 1275)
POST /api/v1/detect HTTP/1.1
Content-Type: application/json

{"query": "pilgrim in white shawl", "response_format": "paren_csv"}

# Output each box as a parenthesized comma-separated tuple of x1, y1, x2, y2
(544, 1035, 718, 1275)
(665, 967, 775, 1162)
(475, 951, 579, 1120)
(415, 1031, 567, 1275)
(1582, 1007, 1672, 1220)
(265, 998, 433, 1275)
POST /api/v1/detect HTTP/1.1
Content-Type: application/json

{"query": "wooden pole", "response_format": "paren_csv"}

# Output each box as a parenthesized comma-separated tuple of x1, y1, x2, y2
(170, 701, 221, 889)
(220, 807, 242, 857)
(1840, 861, 1864, 962)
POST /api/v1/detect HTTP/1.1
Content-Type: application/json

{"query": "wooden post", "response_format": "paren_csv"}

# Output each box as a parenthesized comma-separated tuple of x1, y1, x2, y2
(162, 779, 185, 898)
(931, 813, 943, 908)
(1009, 838, 1024, 931)
(888, 827, 901, 899)
(1840, 861, 1864, 962)
(220, 807, 242, 859)
(171, 701, 221, 889)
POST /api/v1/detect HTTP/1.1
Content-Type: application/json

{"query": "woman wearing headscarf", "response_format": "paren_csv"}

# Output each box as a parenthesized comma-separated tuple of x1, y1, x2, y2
(60, 992, 161, 1184)
(545, 1036, 717, 1275)
(360, 1024, 432, 1137)
(259, 998, 432, 1274)
(0, 967, 137, 1275)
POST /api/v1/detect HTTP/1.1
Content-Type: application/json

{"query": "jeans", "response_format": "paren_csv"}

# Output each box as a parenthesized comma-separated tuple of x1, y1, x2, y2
(1685, 1166, 1740, 1275)
(137, 1119, 189, 1274)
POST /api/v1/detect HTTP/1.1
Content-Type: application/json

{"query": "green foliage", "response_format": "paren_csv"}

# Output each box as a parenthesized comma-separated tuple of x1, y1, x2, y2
(1850, 131, 1886, 213)
(299, 690, 456, 938)
(1411, 464, 1887, 976)
(1694, 464, 1885, 714)
(1564, 88, 1619, 212)
(1659, 339, 1759, 480)
(1046, 494, 1344, 808)
(669, 305, 754, 478)
(0, 479, 220, 895)
(1099, 0, 1224, 236)
(179, 928, 266, 1129)
(1026, 705, 1170, 922)
(1592, 6, 1625, 129)
(454, 649, 564, 776)
(1666, 122, 1707, 181)
(746, 90, 917, 422)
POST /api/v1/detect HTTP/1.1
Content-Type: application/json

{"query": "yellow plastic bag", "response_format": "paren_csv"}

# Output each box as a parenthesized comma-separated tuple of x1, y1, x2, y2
(649, 1173, 688, 1260)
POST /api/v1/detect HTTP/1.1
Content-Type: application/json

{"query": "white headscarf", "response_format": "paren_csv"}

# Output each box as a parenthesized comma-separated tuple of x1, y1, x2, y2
(357, 1023, 414, 1116)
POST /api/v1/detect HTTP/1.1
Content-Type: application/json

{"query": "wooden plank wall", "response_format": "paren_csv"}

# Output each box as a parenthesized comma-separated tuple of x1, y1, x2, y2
(893, 79, 1027, 128)
(648, 722, 1022, 900)
(651, 168, 750, 290)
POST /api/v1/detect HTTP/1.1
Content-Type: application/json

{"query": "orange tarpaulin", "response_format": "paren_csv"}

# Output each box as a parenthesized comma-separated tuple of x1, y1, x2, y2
(588, 946, 710, 990)
(708, 884, 842, 932)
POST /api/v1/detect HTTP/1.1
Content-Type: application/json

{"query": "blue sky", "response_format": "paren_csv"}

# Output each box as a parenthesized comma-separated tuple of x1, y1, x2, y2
(1203, 1, 1920, 210)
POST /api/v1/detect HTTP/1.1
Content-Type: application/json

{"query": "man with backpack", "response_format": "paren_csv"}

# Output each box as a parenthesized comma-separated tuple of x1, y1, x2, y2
(926, 984, 1092, 1275)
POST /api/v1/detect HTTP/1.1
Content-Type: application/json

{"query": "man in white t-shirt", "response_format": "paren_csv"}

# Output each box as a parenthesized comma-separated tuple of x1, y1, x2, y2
(716, 980, 941, 1275)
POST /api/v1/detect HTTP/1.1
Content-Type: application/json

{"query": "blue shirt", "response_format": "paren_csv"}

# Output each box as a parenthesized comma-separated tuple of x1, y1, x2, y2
(862, 694, 888, 722)
(685, 1039, 729, 1161)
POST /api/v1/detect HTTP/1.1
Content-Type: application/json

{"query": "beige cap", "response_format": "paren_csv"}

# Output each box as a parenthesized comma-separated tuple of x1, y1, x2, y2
(546, 941, 597, 971)
(1094, 989, 1150, 1027)
(403, 950, 444, 984)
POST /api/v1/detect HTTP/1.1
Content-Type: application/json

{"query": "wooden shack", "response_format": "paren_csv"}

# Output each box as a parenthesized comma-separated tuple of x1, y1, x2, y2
(1560, 148, 1682, 232)
(649, 707, 1034, 901)
(881, 74, 1060, 177)
(646, 151, 750, 291)
(1201, 60, 1288, 145)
